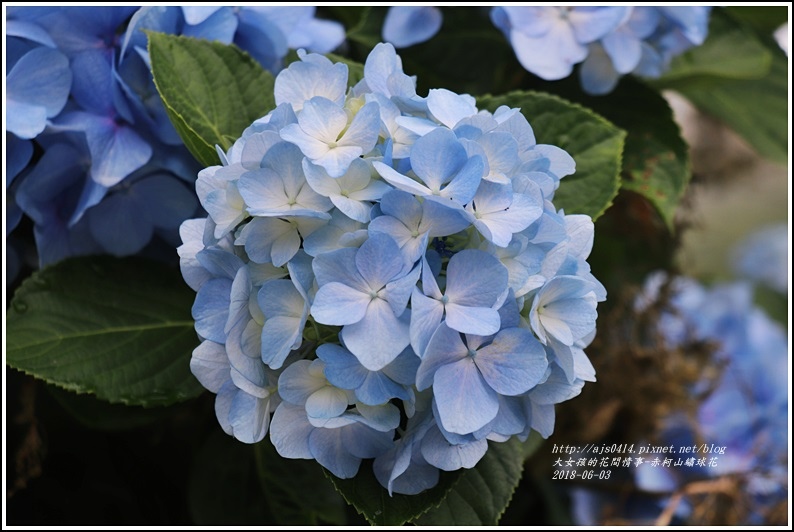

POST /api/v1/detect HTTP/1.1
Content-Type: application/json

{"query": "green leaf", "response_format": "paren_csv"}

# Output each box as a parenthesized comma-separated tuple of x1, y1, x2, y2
(147, 31, 276, 167)
(413, 439, 525, 525)
(47, 385, 185, 431)
(342, 6, 386, 49)
(327, 438, 525, 526)
(521, 430, 546, 461)
(327, 458, 461, 525)
(658, 9, 772, 85)
(650, 8, 788, 164)
(322, 6, 370, 32)
(254, 439, 346, 525)
(6, 256, 202, 407)
(724, 6, 789, 34)
(576, 78, 690, 231)
(677, 46, 788, 165)
(478, 91, 625, 220)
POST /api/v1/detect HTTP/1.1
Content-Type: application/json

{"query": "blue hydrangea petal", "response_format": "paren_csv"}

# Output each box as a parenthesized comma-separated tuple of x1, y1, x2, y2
(508, 24, 583, 80)
(311, 247, 366, 289)
(444, 303, 501, 337)
(6, 47, 72, 138)
(374, 438, 439, 496)
(303, 158, 385, 223)
(7, 134, 34, 186)
(274, 54, 348, 111)
(337, 101, 381, 153)
(181, 6, 221, 25)
(481, 395, 527, 440)
(528, 365, 586, 405)
(354, 403, 401, 432)
(311, 282, 370, 326)
(380, 190, 422, 220)
(238, 217, 294, 266)
(372, 161, 432, 197)
(382, 347, 421, 386)
(281, 97, 348, 151)
(229, 384, 272, 446)
(410, 128, 467, 191)
(569, 7, 629, 42)
(270, 402, 314, 458)
(602, 28, 643, 74)
(14, 139, 85, 224)
(280, 8, 344, 53)
(259, 281, 307, 369)
(382, 264, 421, 317)
(545, 337, 576, 383)
(196, 248, 245, 280)
(493, 7, 551, 37)
(69, 49, 115, 115)
(6, 19, 56, 47)
(476, 328, 548, 395)
(120, 7, 180, 59)
(361, 42, 416, 99)
(382, 6, 442, 48)
(317, 344, 368, 390)
(183, 7, 237, 43)
(446, 249, 508, 307)
(214, 379, 237, 436)
(86, 188, 152, 256)
(355, 233, 406, 290)
(277, 359, 325, 406)
(56, 111, 152, 187)
(356, 372, 412, 405)
(409, 290, 445, 358)
(192, 278, 232, 344)
(534, 285, 598, 346)
(426, 89, 478, 129)
(229, 362, 268, 400)
(190, 340, 230, 393)
(434, 357, 499, 434)
(469, 183, 542, 247)
(420, 423, 489, 471)
(308, 427, 363, 479)
(237, 130, 284, 169)
(36, 6, 138, 56)
(341, 299, 410, 370)
(416, 322, 468, 391)
(579, 43, 621, 95)
(238, 169, 332, 219)
(364, 214, 414, 251)
(527, 401, 556, 438)
(306, 386, 350, 420)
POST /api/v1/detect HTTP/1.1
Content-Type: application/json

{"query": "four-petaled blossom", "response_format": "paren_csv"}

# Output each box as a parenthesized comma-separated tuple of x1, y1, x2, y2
(311, 233, 419, 370)
(417, 324, 548, 435)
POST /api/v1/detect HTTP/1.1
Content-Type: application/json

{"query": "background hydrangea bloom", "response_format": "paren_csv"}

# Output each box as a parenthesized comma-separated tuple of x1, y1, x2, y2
(4, 5, 345, 273)
(491, 6, 712, 94)
(377, 6, 712, 96)
(181, 42, 605, 495)
(381, 6, 443, 48)
(570, 271, 789, 525)
(730, 223, 788, 295)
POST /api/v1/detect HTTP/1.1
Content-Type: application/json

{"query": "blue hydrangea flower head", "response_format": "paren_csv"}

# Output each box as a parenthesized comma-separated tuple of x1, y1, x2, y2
(490, 6, 712, 95)
(181, 41, 606, 496)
